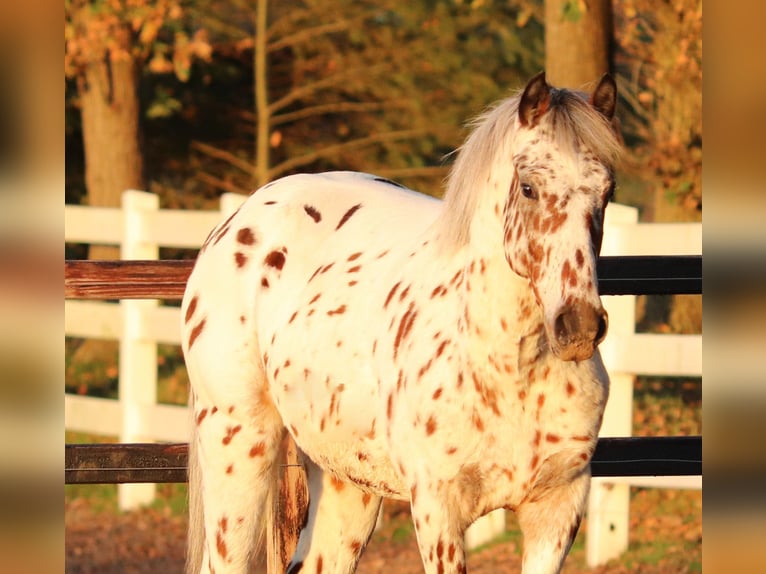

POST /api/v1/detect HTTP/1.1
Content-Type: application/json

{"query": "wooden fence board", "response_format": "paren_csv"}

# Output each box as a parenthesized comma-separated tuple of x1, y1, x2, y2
(65, 256, 702, 300)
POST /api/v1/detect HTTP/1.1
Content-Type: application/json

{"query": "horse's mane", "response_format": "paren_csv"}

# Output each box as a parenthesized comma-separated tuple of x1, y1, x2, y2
(439, 87, 623, 247)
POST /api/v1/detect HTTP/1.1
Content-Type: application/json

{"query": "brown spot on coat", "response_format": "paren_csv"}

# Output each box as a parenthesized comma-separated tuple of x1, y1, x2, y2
(425, 415, 437, 436)
(234, 252, 247, 267)
(236, 227, 256, 245)
(216, 522, 228, 559)
(249, 442, 266, 457)
(336, 203, 362, 230)
(222, 425, 242, 445)
(329, 475, 345, 492)
(264, 250, 286, 270)
(196, 408, 208, 425)
(303, 205, 321, 222)
(430, 284, 447, 298)
(384, 281, 402, 308)
(327, 304, 347, 316)
(393, 303, 417, 359)
(185, 296, 198, 324)
(575, 248, 585, 268)
(188, 318, 206, 350)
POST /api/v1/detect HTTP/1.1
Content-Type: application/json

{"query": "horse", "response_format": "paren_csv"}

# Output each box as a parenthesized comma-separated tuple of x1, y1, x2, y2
(181, 71, 621, 574)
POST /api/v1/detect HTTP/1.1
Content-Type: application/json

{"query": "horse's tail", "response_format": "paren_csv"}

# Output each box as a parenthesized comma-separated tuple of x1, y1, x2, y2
(185, 393, 204, 574)
(266, 436, 309, 572)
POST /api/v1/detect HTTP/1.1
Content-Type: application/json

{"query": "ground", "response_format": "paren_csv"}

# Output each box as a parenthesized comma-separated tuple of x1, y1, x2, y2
(65, 488, 701, 573)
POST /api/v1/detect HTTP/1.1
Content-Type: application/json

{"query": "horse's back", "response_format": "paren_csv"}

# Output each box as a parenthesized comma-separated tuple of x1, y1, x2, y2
(181, 171, 441, 399)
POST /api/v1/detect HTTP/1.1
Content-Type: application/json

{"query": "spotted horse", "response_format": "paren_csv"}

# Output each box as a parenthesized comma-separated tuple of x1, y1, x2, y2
(182, 72, 622, 574)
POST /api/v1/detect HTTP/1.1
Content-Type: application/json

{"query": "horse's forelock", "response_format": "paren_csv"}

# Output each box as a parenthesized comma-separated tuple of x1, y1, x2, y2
(440, 87, 622, 249)
(545, 90, 622, 169)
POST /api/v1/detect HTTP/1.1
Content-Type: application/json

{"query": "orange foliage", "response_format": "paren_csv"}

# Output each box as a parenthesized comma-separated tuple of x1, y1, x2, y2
(65, 0, 211, 81)
(614, 0, 703, 216)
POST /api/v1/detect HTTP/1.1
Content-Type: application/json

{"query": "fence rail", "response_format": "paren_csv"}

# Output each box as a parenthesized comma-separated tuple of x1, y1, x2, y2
(65, 435, 702, 485)
(64, 256, 702, 300)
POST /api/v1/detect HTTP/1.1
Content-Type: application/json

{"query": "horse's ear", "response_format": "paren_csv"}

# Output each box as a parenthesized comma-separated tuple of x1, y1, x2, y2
(590, 74, 617, 120)
(519, 71, 551, 127)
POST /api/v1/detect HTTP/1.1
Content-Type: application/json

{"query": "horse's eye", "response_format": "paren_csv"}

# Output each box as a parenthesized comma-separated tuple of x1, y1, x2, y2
(521, 183, 538, 200)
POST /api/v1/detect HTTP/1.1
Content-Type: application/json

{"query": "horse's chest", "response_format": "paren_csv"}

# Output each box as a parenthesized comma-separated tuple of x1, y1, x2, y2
(463, 358, 608, 508)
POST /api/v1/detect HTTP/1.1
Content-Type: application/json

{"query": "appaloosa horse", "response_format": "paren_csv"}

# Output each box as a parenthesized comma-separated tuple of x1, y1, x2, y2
(182, 72, 621, 574)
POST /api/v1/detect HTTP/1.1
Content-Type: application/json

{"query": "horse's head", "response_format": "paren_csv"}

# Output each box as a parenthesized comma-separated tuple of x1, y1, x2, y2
(503, 72, 621, 362)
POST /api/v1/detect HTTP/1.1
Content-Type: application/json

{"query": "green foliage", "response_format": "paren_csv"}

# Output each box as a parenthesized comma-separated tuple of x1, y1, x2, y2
(561, 0, 583, 23)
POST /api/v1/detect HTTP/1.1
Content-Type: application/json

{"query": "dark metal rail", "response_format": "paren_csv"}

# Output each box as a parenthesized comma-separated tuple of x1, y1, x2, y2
(65, 436, 702, 485)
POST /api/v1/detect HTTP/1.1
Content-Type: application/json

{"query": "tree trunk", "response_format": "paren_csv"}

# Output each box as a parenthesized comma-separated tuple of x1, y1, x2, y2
(77, 24, 144, 260)
(544, 0, 613, 89)
(254, 0, 270, 188)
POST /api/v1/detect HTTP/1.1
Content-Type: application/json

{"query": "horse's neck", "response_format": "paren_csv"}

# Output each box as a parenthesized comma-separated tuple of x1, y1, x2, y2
(456, 195, 543, 354)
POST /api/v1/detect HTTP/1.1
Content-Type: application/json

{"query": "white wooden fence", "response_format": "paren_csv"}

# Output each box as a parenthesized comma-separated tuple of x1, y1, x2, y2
(64, 190, 701, 564)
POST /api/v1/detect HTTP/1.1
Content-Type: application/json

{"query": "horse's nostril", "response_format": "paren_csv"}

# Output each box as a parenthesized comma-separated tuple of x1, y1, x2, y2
(595, 311, 608, 344)
(554, 310, 570, 342)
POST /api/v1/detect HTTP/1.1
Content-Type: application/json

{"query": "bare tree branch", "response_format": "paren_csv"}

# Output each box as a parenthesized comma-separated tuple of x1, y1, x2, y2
(196, 171, 250, 195)
(271, 99, 411, 127)
(267, 19, 357, 53)
(266, 8, 313, 41)
(268, 129, 429, 180)
(191, 141, 253, 175)
(267, 63, 391, 115)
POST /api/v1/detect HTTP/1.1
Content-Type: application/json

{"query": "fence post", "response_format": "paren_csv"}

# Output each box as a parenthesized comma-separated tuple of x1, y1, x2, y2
(220, 192, 247, 217)
(586, 203, 638, 566)
(118, 190, 160, 510)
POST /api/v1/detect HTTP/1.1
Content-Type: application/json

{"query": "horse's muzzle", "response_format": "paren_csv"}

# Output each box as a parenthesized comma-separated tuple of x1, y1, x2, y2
(551, 301, 608, 361)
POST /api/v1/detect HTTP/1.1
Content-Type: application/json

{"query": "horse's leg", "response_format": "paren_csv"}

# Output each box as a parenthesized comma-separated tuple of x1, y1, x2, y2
(516, 469, 590, 574)
(187, 364, 284, 574)
(408, 485, 468, 574)
(287, 459, 382, 574)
